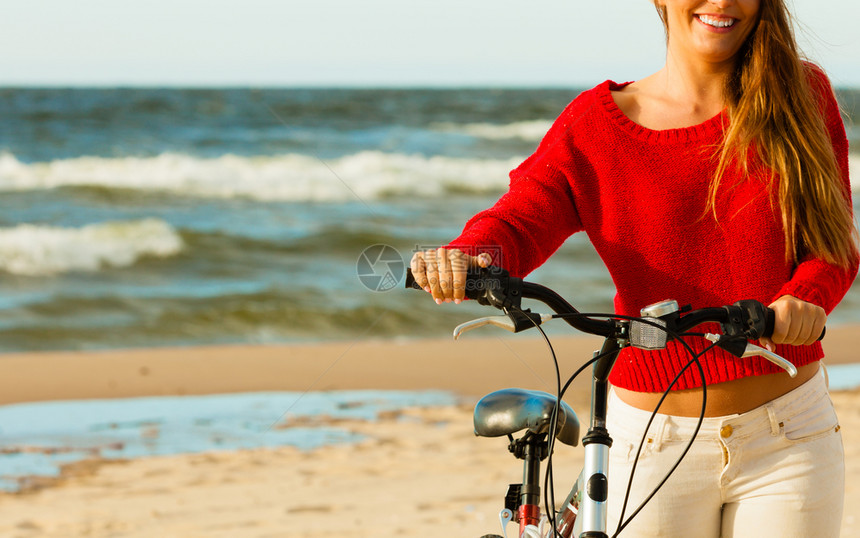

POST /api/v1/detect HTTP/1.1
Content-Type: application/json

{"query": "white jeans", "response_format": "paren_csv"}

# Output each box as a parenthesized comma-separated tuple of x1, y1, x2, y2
(605, 365, 844, 537)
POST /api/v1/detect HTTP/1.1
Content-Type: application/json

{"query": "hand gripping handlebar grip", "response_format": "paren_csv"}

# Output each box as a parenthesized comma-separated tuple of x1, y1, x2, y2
(404, 266, 515, 303)
(762, 307, 826, 341)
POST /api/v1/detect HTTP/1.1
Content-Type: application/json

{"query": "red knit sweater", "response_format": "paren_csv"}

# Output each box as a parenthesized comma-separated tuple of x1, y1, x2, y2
(448, 73, 857, 392)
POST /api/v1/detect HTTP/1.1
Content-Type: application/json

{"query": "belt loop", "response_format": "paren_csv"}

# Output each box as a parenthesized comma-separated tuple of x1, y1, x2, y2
(653, 414, 669, 450)
(766, 405, 780, 436)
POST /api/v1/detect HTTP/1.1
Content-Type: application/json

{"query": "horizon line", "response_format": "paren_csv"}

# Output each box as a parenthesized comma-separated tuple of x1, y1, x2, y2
(2, 82, 860, 91)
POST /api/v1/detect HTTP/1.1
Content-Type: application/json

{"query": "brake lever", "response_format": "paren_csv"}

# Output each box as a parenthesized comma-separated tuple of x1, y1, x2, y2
(741, 343, 798, 378)
(704, 334, 798, 377)
(453, 314, 554, 340)
(453, 316, 516, 340)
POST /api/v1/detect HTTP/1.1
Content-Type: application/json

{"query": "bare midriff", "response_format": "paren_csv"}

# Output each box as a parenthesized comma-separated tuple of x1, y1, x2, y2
(613, 362, 821, 417)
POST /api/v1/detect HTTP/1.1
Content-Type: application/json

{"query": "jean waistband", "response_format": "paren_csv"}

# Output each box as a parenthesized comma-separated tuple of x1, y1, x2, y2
(607, 363, 827, 443)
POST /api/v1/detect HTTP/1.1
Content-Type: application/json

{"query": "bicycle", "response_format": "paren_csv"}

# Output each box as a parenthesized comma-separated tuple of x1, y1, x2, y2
(405, 265, 816, 538)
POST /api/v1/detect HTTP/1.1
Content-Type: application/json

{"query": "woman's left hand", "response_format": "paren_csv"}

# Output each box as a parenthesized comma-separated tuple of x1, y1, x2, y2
(759, 295, 827, 350)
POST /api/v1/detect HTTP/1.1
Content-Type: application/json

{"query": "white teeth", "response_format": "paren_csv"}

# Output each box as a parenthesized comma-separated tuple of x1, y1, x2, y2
(698, 15, 736, 28)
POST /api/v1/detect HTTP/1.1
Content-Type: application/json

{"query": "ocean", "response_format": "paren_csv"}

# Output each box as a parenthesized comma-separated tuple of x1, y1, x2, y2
(0, 87, 858, 352)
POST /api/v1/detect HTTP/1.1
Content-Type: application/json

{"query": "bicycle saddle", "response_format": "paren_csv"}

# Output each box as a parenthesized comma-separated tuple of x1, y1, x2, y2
(473, 388, 580, 447)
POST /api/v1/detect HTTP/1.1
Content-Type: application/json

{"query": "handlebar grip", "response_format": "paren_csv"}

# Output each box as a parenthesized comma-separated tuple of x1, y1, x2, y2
(763, 308, 775, 338)
(405, 266, 517, 305)
(405, 268, 422, 290)
(406, 267, 478, 292)
(762, 307, 826, 341)
(404, 267, 486, 297)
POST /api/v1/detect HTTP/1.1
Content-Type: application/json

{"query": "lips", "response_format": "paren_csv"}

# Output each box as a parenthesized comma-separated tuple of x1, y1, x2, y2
(695, 14, 737, 28)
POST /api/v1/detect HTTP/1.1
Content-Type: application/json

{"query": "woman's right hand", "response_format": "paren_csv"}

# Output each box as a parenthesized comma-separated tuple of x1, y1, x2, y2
(409, 248, 493, 304)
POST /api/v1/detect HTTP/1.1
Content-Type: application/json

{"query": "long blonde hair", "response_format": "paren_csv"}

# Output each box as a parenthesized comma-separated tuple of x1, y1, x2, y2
(656, 0, 858, 268)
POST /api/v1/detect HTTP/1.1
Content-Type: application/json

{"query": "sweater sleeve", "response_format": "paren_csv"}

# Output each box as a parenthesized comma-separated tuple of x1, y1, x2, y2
(446, 104, 585, 278)
(774, 67, 859, 313)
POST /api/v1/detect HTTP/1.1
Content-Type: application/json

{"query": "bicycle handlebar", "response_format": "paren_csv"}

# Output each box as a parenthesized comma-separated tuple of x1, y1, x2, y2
(405, 265, 618, 337)
(404, 266, 825, 345)
(405, 264, 823, 536)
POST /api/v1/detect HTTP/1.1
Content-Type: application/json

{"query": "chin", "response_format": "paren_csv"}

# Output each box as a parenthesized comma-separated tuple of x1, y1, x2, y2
(693, 43, 745, 65)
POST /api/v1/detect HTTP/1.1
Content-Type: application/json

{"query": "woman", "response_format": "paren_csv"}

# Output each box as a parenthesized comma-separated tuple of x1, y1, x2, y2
(410, 0, 858, 536)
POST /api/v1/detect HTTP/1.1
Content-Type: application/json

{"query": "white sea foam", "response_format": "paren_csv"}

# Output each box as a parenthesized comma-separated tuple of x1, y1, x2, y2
(0, 219, 183, 276)
(431, 120, 552, 140)
(0, 151, 856, 204)
(0, 152, 519, 202)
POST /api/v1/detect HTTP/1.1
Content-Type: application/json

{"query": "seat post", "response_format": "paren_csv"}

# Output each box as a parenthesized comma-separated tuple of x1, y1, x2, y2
(509, 434, 547, 531)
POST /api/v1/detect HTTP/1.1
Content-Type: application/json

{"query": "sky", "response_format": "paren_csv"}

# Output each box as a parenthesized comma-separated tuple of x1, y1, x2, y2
(2, 0, 858, 87)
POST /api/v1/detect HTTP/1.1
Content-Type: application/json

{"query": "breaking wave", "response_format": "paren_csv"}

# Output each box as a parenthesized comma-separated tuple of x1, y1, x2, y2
(0, 150, 856, 205)
(0, 151, 520, 202)
(0, 219, 184, 276)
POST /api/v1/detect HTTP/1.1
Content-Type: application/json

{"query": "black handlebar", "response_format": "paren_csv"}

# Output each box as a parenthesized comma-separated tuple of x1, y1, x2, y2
(405, 266, 618, 337)
(404, 266, 824, 343)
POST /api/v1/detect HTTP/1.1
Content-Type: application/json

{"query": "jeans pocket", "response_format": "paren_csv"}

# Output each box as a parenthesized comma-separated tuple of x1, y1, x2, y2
(780, 396, 839, 443)
(609, 431, 657, 464)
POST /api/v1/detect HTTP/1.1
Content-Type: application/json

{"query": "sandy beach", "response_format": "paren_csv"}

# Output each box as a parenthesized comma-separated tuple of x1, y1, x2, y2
(0, 327, 858, 537)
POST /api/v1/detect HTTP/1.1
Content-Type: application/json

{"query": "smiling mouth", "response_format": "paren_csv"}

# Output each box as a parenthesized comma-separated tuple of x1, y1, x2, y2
(695, 14, 737, 28)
